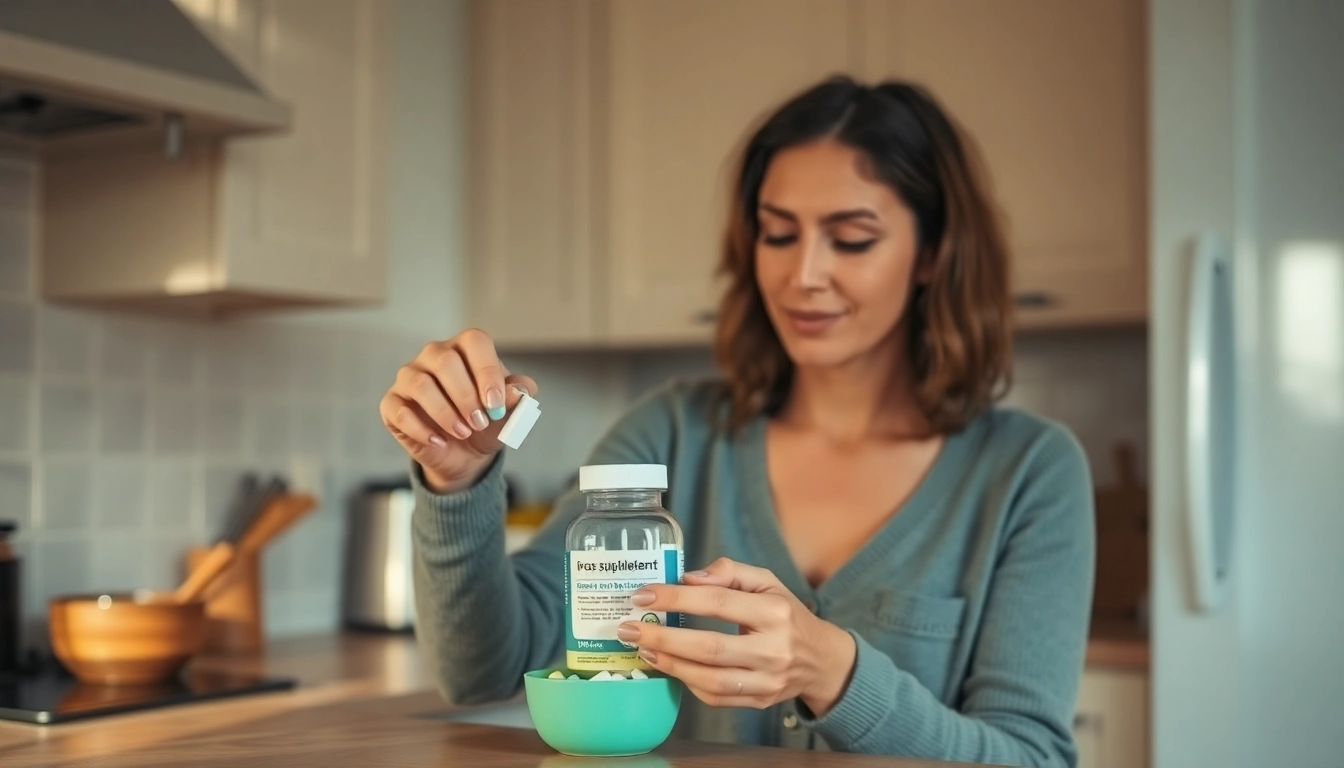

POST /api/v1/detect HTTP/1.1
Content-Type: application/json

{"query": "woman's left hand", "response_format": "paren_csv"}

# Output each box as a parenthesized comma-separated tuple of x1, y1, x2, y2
(617, 557, 857, 715)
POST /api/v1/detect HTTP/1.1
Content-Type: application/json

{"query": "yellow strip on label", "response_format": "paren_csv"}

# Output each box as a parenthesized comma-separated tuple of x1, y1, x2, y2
(566, 651, 650, 672)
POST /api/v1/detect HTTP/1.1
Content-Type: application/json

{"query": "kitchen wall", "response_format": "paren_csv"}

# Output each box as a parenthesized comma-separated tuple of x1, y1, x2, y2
(0, 0, 476, 645)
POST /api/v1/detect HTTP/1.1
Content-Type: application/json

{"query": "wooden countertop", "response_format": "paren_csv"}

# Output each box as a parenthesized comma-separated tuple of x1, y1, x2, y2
(0, 633, 980, 767)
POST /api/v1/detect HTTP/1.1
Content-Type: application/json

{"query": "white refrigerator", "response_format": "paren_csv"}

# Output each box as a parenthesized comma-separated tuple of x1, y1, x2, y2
(1150, 1, 1344, 767)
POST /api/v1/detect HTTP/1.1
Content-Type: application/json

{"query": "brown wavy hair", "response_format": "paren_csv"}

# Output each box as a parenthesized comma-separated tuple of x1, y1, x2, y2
(714, 76, 1012, 433)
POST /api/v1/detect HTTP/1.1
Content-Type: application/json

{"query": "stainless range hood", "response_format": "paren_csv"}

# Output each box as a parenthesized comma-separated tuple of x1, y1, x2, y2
(0, 0, 290, 146)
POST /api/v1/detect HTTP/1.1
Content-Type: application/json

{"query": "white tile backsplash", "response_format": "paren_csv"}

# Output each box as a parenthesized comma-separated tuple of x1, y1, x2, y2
(0, 461, 31, 528)
(99, 316, 151, 382)
(0, 375, 31, 453)
(248, 396, 292, 455)
(245, 335, 291, 393)
(293, 401, 334, 454)
(141, 532, 194, 591)
(147, 459, 197, 530)
(0, 300, 34, 374)
(200, 328, 249, 391)
(98, 387, 147, 454)
(40, 460, 92, 531)
(37, 306, 96, 378)
(203, 395, 246, 456)
(93, 460, 147, 530)
(148, 325, 201, 388)
(89, 533, 150, 593)
(38, 382, 94, 452)
(0, 209, 32, 298)
(150, 390, 199, 454)
(35, 537, 92, 599)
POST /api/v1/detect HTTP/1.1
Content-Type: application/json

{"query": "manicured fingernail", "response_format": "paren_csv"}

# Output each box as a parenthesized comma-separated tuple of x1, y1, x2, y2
(429, 435, 447, 448)
(685, 570, 709, 579)
(485, 388, 505, 419)
(470, 410, 489, 430)
(631, 589, 655, 606)
(638, 649, 658, 665)
(511, 385, 530, 398)
(452, 422, 473, 440)
(617, 623, 641, 642)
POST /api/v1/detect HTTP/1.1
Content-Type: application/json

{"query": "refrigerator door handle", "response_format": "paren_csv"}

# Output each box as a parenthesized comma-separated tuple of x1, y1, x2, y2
(1185, 232, 1237, 612)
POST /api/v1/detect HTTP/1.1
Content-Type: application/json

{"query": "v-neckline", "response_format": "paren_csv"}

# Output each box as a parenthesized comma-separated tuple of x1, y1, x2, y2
(737, 413, 981, 603)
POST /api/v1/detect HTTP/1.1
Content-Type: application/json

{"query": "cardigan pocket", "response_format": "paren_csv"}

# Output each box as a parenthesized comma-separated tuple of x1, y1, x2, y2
(857, 589, 967, 703)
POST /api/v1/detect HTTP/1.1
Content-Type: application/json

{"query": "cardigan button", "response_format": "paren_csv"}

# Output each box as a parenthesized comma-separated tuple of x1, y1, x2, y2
(782, 712, 800, 730)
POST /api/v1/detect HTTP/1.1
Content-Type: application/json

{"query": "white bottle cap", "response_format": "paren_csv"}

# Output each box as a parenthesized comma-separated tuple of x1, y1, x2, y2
(578, 464, 668, 492)
(497, 393, 540, 450)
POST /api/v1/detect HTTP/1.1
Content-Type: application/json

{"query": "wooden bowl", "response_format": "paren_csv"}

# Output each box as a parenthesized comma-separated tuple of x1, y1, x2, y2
(49, 592, 206, 685)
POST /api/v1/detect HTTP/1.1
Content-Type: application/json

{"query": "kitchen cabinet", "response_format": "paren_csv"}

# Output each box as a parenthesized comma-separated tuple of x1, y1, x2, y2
(467, 0, 597, 347)
(468, 0, 855, 347)
(601, 0, 854, 345)
(1075, 667, 1150, 768)
(468, 0, 1146, 346)
(856, 0, 1147, 329)
(40, 0, 390, 317)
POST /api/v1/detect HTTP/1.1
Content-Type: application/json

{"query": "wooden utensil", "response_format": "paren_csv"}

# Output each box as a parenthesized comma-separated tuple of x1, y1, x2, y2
(180, 491, 317, 604)
(174, 478, 285, 604)
(236, 494, 317, 557)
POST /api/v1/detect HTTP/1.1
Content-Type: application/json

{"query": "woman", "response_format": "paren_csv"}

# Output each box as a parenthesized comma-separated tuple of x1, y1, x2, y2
(381, 76, 1094, 767)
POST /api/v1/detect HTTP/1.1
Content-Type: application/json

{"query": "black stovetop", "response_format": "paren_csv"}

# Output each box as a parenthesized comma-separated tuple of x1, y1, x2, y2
(0, 660, 296, 724)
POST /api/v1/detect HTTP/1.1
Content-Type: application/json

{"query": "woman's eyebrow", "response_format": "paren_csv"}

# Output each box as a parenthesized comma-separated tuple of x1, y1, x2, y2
(758, 202, 878, 225)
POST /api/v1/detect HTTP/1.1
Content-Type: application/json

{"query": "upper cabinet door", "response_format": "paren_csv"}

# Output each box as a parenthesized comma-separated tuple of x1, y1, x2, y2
(858, 0, 1147, 328)
(220, 0, 390, 303)
(466, 0, 596, 347)
(601, 0, 855, 345)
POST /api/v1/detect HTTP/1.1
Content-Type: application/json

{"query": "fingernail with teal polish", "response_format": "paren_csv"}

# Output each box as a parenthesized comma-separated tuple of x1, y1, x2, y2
(486, 388, 505, 420)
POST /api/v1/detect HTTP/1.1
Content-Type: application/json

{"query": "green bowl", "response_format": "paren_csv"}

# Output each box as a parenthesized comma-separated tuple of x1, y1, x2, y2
(523, 669, 682, 756)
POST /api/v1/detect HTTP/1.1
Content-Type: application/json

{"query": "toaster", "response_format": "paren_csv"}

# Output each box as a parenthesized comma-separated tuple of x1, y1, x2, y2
(342, 479, 416, 631)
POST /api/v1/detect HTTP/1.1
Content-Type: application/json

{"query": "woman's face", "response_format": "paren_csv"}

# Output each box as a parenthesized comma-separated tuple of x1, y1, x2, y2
(754, 139, 929, 372)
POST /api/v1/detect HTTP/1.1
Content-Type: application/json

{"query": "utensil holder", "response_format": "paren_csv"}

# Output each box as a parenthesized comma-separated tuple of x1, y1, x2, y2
(185, 546, 264, 655)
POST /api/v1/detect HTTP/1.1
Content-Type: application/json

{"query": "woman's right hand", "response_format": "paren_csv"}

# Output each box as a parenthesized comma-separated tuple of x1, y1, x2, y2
(379, 329, 537, 494)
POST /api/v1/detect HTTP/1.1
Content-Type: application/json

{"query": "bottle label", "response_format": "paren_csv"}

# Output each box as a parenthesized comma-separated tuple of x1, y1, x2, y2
(563, 547, 682, 670)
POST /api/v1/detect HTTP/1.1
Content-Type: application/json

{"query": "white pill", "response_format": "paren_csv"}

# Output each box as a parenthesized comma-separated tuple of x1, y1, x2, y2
(591, 670, 613, 681)
(610, 672, 626, 680)
(548, 670, 565, 679)
(568, 674, 580, 680)
(630, 669, 648, 680)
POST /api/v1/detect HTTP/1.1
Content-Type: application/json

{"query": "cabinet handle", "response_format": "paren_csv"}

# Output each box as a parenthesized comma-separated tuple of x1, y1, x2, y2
(693, 309, 718, 325)
(1014, 291, 1056, 308)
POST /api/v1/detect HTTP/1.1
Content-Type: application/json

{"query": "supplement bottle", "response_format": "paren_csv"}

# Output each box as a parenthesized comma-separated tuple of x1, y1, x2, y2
(564, 464, 683, 671)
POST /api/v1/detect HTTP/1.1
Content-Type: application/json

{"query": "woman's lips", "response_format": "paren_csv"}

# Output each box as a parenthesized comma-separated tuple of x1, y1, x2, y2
(782, 308, 844, 336)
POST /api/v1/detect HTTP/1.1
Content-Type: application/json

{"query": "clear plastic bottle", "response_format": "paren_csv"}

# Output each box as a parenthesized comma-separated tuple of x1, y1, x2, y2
(564, 464, 683, 672)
